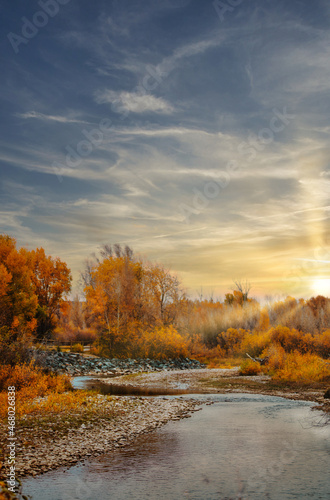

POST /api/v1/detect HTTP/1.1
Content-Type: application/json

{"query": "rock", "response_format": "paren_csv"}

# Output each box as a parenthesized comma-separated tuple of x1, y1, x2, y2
(324, 389, 330, 399)
(32, 349, 206, 376)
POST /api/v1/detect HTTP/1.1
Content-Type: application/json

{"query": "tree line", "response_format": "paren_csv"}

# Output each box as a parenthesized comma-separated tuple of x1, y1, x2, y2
(0, 235, 186, 361)
(1, 233, 329, 363)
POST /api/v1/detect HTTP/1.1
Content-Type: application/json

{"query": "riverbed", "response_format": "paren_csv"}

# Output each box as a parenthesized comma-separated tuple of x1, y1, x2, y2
(23, 393, 330, 500)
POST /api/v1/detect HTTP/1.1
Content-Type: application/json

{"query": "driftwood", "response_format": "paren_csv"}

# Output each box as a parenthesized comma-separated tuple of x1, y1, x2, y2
(246, 353, 269, 365)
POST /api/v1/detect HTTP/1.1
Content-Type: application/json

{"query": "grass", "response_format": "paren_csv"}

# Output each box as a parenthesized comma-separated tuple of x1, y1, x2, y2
(198, 376, 268, 391)
(194, 356, 242, 369)
(0, 389, 142, 471)
(198, 373, 329, 396)
(12, 391, 120, 438)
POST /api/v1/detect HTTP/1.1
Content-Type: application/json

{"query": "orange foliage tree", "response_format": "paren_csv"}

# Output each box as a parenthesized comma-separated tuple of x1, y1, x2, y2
(0, 235, 37, 363)
(0, 235, 72, 362)
(83, 245, 185, 357)
(84, 247, 144, 355)
(24, 247, 72, 339)
(0, 236, 37, 333)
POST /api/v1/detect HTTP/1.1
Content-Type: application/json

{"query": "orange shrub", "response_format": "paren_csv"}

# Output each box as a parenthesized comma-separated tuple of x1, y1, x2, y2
(269, 326, 316, 354)
(54, 325, 97, 343)
(90, 345, 102, 356)
(240, 330, 271, 357)
(239, 359, 262, 376)
(0, 362, 71, 418)
(258, 308, 270, 331)
(217, 328, 249, 355)
(262, 344, 330, 383)
(139, 325, 188, 359)
(0, 481, 20, 499)
(187, 335, 227, 366)
(262, 344, 286, 373)
(70, 343, 84, 353)
(315, 329, 330, 358)
(0, 361, 43, 392)
(271, 352, 330, 384)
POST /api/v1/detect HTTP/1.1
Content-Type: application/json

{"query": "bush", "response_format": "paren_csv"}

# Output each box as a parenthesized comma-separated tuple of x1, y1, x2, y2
(240, 330, 271, 358)
(217, 328, 249, 356)
(270, 326, 315, 353)
(140, 325, 188, 359)
(70, 343, 84, 353)
(315, 329, 330, 358)
(54, 325, 97, 344)
(262, 345, 330, 384)
(271, 352, 330, 384)
(0, 362, 71, 418)
(262, 344, 286, 373)
(0, 327, 33, 366)
(90, 345, 101, 357)
(239, 359, 262, 376)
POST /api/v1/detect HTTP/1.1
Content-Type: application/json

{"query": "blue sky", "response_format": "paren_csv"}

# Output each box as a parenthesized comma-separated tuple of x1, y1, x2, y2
(1, 0, 329, 298)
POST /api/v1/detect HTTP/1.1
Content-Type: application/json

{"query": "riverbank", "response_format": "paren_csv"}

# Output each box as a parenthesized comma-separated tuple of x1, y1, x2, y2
(97, 368, 330, 414)
(34, 350, 206, 376)
(1, 366, 328, 485)
(0, 394, 201, 479)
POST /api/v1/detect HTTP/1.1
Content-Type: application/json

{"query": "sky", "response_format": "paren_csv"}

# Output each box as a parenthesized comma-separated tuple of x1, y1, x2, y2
(0, 0, 329, 299)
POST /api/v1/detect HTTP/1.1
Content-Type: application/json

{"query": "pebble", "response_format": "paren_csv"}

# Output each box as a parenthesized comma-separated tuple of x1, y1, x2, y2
(1, 396, 202, 480)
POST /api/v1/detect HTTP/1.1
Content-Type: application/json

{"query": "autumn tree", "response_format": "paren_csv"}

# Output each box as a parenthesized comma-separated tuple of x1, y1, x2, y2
(83, 245, 185, 356)
(0, 235, 38, 363)
(84, 245, 144, 354)
(24, 247, 72, 339)
(143, 264, 184, 325)
(224, 280, 253, 306)
(233, 279, 251, 302)
(54, 296, 97, 343)
(0, 235, 37, 334)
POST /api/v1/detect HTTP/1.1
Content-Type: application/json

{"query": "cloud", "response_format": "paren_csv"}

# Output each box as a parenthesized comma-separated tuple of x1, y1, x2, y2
(2, 0, 330, 297)
(16, 111, 88, 124)
(94, 90, 174, 114)
(155, 35, 224, 76)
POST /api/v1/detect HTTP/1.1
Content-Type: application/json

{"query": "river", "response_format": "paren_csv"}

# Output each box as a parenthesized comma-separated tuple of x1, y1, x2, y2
(22, 392, 329, 500)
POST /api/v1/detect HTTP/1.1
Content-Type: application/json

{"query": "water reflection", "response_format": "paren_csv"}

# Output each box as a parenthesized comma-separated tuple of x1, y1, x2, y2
(72, 376, 193, 396)
(23, 394, 330, 500)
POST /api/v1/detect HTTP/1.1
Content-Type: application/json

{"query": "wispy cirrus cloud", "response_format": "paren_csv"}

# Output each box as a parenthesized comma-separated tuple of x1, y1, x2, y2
(16, 111, 88, 124)
(1, 0, 330, 296)
(94, 89, 174, 114)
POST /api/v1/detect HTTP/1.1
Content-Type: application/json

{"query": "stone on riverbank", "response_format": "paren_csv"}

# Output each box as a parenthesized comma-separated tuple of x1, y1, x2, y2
(4, 396, 201, 478)
(33, 350, 206, 376)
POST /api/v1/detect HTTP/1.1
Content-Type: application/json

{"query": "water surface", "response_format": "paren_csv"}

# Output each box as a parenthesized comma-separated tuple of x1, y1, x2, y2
(23, 394, 329, 500)
(72, 375, 193, 396)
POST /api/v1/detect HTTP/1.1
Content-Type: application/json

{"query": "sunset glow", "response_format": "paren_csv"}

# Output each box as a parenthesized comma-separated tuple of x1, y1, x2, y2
(312, 278, 330, 298)
(1, 0, 329, 298)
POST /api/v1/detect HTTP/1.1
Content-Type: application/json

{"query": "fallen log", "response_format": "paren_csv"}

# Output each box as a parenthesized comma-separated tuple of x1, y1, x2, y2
(246, 353, 269, 365)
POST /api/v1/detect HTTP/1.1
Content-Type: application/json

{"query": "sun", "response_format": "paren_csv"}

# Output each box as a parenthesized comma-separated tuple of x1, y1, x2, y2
(312, 278, 330, 297)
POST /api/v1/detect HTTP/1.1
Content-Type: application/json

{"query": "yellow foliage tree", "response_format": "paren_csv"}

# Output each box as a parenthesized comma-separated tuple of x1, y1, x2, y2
(24, 247, 72, 339)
